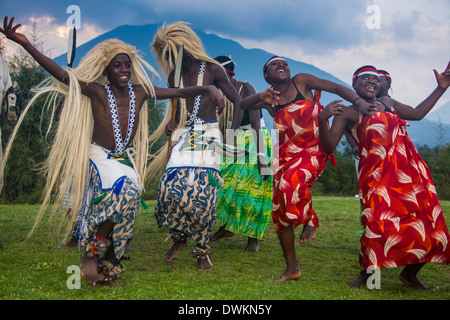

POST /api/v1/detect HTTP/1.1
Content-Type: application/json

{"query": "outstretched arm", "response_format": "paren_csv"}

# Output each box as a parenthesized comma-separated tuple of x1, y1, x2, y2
(242, 83, 270, 179)
(386, 62, 450, 120)
(299, 73, 378, 117)
(240, 88, 280, 116)
(1, 16, 69, 84)
(154, 85, 224, 110)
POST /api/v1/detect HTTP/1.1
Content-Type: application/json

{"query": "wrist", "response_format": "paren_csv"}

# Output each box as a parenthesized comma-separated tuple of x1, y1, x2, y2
(352, 96, 363, 106)
(257, 93, 263, 102)
(318, 112, 328, 122)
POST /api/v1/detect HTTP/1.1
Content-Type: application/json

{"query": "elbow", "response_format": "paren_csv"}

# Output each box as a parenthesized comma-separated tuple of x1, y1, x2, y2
(322, 144, 334, 154)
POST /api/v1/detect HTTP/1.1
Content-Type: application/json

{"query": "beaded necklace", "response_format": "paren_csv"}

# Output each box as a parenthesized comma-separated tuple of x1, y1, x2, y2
(277, 79, 291, 95)
(186, 61, 206, 125)
(104, 81, 136, 156)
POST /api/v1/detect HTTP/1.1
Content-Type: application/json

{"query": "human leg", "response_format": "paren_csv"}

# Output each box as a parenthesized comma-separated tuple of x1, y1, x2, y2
(347, 270, 370, 288)
(274, 224, 301, 281)
(193, 245, 213, 271)
(81, 219, 114, 286)
(164, 229, 188, 262)
(399, 263, 431, 290)
(245, 237, 259, 252)
(210, 225, 235, 241)
(299, 225, 317, 243)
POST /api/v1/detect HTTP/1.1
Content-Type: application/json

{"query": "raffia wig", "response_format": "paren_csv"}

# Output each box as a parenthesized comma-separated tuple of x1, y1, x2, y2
(1, 39, 157, 238)
(147, 22, 221, 178)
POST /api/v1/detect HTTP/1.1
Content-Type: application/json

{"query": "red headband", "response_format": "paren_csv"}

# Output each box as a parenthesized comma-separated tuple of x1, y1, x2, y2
(378, 71, 391, 82)
(352, 67, 379, 83)
(225, 68, 235, 76)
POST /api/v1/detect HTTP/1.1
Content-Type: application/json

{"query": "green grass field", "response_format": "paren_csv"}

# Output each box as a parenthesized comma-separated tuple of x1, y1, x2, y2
(0, 196, 449, 301)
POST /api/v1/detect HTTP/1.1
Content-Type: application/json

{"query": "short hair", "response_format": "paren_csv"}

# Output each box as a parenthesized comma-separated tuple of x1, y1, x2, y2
(214, 55, 234, 72)
(263, 56, 286, 73)
(352, 65, 378, 84)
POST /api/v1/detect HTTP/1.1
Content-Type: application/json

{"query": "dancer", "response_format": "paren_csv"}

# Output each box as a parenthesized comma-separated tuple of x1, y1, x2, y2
(0, 16, 223, 286)
(240, 56, 377, 281)
(318, 64, 450, 290)
(150, 22, 242, 270)
(377, 69, 391, 98)
(211, 55, 273, 252)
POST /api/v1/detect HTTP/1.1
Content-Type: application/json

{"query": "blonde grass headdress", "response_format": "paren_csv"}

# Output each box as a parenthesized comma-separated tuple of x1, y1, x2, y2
(146, 22, 222, 180)
(1, 39, 158, 239)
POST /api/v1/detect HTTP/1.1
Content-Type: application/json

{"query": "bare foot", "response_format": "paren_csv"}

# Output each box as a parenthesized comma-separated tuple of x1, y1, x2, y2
(399, 271, 431, 291)
(274, 268, 302, 282)
(58, 237, 77, 248)
(347, 270, 370, 288)
(81, 255, 99, 286)
(124, 241, 132, 253)
(299, 225, 317, 243)
(244, 237, 259, 252)
(197, 256, 213, 271)
(164, 241, 186, 262)
(210, 226, 235, 241)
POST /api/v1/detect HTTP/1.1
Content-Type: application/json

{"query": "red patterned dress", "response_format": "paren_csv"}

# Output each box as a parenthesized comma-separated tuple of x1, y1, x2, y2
(350, 107, 450, 269)
(272, 90, 335, 235)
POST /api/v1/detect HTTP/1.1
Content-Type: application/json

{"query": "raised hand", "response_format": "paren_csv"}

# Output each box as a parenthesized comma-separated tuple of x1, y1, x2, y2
(319, 100, 345, 121)
(354, 99, 379, 118)
(434, 61, 450, 90)
(0, 16, 29, 47)
(259, 87, 280, 107)
(208, 85, 225, 115)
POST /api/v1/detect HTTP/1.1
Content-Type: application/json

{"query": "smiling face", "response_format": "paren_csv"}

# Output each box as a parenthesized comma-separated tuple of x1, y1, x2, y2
(264, 59, 291, 84)
(104, 53, 132, 88)
(353, 74, 380, 100)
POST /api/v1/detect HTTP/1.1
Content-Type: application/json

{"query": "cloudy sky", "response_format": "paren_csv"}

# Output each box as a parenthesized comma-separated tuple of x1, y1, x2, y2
(1, 0, 449, 110)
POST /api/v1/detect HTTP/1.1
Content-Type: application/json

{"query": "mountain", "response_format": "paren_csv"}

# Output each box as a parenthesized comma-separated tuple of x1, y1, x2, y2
(425, 100, 450, 124)
(53, 24, 449, 146)
(404, 117, 449, 147)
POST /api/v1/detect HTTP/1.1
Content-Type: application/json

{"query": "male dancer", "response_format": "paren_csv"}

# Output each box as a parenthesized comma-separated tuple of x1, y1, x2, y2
(1, 16, 223, 285)
(150, 22, 242, 270)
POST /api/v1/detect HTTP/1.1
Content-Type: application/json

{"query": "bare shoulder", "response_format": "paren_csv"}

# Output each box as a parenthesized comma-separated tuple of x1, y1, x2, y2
(240, 81, 257, 96)
(342, 105, 359, 124)
(207, 62, 226, 77)
(81, 81, 107, 99)
(293, 73, 316, 82)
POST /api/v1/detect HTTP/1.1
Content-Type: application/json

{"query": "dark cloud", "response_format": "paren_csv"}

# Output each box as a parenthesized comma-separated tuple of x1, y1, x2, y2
(2, 0, 368, 51)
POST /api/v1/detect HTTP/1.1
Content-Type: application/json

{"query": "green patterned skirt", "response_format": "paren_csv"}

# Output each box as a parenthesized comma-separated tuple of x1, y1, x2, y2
(216, 128, 273, 239)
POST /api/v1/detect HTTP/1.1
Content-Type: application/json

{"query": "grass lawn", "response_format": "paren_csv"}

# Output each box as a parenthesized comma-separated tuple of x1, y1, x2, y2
(0, 196, 449, 302)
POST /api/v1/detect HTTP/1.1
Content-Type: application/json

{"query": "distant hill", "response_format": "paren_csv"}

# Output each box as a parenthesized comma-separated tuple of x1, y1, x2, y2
(54, 24, 449, 147)
(405, 117, 449, 147)
(425, 101, 450, 124)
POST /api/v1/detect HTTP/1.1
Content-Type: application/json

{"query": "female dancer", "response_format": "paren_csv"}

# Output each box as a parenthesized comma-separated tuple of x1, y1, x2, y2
(241, 56, 377, 281)
(318, 63, 450, 290)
